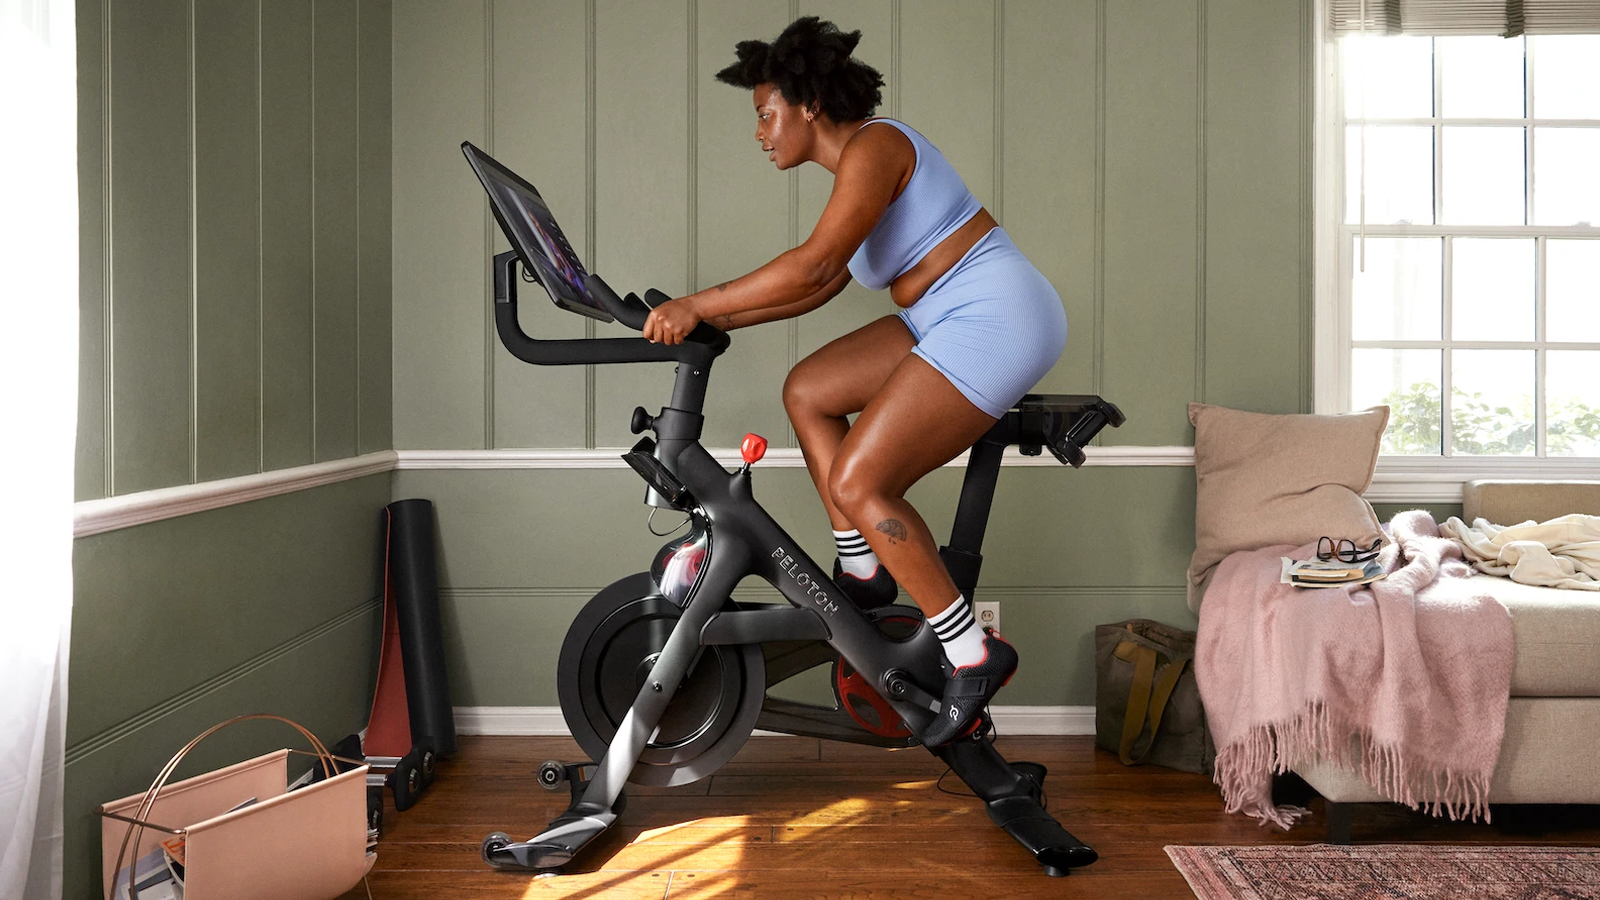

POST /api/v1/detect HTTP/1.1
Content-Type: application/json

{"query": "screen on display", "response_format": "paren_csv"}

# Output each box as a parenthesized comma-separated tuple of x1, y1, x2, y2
(462, 142, 609, 321)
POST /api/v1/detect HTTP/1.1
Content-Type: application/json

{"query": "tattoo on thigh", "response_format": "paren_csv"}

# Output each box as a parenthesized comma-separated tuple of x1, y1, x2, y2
(876, 519, 908, 543)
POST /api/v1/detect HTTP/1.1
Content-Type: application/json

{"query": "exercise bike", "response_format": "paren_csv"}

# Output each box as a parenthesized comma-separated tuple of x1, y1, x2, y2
(462, 141, 1125, 878)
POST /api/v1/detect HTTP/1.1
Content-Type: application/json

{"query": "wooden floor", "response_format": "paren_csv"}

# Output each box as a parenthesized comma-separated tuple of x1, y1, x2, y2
(339, 735, 1600, 899)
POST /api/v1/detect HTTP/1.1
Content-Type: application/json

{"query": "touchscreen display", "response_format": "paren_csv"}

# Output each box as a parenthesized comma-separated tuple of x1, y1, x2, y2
(463, 143, 609, 320)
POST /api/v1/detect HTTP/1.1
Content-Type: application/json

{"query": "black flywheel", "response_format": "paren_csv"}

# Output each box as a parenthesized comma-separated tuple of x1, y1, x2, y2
(556, 573, 765, 786)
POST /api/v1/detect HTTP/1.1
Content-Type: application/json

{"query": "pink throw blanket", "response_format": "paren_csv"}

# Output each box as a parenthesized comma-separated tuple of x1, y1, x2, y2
(1196, 510, 1514, 828)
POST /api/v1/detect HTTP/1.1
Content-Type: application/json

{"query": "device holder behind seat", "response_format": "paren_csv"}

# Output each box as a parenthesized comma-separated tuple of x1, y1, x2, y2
(941, 394, 1125, 599)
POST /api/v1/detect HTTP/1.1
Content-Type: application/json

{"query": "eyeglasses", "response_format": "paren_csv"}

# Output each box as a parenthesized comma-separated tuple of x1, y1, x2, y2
(1317, 536, 1383, 564)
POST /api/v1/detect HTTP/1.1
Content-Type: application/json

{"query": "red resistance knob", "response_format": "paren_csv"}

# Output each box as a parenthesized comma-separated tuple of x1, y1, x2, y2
(740, 433, 768, 466)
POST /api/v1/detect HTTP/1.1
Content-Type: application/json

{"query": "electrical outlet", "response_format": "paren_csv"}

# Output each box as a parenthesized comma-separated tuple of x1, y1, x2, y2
(973, 601, 999, 634)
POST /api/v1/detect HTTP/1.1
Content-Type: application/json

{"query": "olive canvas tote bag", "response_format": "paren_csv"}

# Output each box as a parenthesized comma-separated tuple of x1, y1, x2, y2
(1094, 619, 1215, 775)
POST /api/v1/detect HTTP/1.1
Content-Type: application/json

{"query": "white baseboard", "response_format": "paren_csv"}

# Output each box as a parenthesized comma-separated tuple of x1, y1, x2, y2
(454, 705, 1095, 737)
(987, 705, 1097, 735)
(454, 706, 572, 735)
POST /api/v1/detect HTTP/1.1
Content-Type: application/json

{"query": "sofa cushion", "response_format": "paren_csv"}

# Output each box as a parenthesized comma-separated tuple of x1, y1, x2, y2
(1428, 573, 1600, 696)
(1186, 403, 1388, 611)
(1297, 697, 1600, 804)
(1465, 480, 1600, 525)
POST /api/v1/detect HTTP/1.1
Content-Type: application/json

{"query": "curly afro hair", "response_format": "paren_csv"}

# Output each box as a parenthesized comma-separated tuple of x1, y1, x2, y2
(714, 17, 884, 123)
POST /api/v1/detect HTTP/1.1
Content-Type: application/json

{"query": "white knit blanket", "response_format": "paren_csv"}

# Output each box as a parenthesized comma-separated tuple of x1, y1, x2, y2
(1440, 514, 1600, 591)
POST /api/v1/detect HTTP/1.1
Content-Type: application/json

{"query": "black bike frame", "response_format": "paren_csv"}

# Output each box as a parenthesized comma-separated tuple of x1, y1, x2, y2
(553, 388, 953, 817)
(484, 248, 1111, 874)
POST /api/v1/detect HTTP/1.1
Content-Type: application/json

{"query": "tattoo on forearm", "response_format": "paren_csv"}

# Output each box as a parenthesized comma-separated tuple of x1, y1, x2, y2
(713, 314, 735, 330)
(876, 519, 908, 544)
(714, 281, 730, 292)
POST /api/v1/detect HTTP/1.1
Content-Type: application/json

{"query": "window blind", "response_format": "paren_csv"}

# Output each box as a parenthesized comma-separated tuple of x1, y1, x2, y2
(1328, 0, 1600, 35)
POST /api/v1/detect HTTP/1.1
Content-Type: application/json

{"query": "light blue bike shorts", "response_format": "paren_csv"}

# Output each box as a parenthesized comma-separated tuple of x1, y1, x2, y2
(897, 227, 1068, 419)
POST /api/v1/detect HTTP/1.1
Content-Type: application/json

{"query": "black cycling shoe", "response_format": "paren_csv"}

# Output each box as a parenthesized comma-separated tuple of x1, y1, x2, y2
(831, 558, 899, 609)
(921, 629, 1018, 747)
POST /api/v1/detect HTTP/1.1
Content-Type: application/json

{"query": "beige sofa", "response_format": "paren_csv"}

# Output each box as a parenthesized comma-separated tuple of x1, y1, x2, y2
(1295, 480, 1600, 841)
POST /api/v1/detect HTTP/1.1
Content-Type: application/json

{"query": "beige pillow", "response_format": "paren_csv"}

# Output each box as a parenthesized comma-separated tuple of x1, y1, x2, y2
(1187, 402, 1389, 610)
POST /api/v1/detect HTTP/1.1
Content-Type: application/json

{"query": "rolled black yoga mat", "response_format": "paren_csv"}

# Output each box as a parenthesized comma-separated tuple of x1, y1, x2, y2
(386, 498, 458, 755)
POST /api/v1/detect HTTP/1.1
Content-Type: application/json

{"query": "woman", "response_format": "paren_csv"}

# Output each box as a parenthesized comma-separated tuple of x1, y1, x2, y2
(642, 17, 1067, 747)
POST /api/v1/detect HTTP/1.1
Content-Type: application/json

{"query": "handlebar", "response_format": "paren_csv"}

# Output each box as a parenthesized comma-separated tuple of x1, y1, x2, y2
(492, 251, 729, 368)
(584, 274, 730, 348)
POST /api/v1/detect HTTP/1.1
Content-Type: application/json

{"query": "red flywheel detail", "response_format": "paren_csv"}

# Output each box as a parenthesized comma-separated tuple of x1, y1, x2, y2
(834, 659, 913, 738)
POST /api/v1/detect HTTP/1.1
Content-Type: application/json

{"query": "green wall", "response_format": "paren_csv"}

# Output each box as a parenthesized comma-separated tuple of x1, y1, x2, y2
(70, 1, 393, 897)
(389, 0, 1311, 711)
(396, 464, 1195, 707)
(75, 0, 394, 502)
(66, 0, 1315, 891)
(66, 476, 389, 900)
(393, 0, 1312, 451)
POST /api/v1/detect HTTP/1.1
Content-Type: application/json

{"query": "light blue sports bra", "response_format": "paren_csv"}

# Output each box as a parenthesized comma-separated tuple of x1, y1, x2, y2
(846, 119, 983, 291)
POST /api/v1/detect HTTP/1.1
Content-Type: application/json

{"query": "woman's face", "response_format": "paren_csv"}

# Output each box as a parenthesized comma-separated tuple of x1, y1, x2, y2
(753, 83, 810, 170)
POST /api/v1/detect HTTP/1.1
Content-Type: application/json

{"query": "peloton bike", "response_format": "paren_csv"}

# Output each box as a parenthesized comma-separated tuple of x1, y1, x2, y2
(463, 141, 1124, 878)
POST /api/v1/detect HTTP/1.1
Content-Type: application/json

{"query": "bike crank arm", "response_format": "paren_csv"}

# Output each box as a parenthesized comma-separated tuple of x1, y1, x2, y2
(884, 670, 942, 716)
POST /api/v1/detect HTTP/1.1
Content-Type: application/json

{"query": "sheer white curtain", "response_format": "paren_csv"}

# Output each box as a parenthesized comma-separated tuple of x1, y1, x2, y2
(0, 0, 78, 897)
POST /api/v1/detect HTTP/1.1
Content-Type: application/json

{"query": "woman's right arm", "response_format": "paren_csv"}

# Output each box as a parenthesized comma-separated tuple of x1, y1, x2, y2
(705, 268, 853, 330)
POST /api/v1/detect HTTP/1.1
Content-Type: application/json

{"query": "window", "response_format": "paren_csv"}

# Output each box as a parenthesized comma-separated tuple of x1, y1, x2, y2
(1318, 33, 1600, 465)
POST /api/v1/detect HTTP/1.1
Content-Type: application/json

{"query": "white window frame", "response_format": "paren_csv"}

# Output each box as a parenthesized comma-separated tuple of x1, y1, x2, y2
(1311, 4, 1600, 501)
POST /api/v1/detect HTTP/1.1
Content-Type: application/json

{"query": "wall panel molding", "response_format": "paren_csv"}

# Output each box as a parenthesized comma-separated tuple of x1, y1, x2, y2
(65, 597, 379, 766)
(73, 450, 395, 537)
(455, 704, 1096, 736)
(73, 445, 1557, 538)
(397, 446, 1198, 469)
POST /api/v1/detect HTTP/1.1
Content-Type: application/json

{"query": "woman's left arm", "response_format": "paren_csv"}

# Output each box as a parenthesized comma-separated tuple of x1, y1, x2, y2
(643, 127, 907, 344)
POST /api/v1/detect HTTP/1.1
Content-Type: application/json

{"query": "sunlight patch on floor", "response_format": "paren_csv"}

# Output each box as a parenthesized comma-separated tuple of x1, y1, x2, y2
(635, 817, 753, 843)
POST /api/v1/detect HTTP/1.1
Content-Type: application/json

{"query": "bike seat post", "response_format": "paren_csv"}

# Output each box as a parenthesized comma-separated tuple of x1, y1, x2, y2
(941, 436, 1007, 600)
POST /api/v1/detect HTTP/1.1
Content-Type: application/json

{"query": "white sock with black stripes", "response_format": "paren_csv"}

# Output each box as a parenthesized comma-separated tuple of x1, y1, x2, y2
(833, 529, 881, 578)
(927, 596, 986, 668)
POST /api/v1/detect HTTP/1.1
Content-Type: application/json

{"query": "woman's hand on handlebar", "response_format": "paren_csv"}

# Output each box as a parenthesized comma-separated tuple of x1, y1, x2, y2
(642, 297, 703, 345)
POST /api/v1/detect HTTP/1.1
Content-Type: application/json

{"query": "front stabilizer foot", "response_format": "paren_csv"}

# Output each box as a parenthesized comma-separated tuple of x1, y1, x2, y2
(481, 807, 620, 872)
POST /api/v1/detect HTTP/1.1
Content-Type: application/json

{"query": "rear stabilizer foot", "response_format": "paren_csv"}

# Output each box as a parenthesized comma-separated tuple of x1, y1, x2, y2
(986, 794, 1098, 873)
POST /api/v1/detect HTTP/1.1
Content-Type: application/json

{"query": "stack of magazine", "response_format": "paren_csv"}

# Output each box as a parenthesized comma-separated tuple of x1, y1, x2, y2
(1280, 556, 1386, 588)
(113, 797, 269, 899)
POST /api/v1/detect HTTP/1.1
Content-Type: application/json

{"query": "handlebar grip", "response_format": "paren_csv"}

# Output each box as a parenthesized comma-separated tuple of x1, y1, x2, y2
(582, 273, 650, 329)
(583, 274, 730, 350)
(612, 281, 731, 347)
(641, 287, 728, 345)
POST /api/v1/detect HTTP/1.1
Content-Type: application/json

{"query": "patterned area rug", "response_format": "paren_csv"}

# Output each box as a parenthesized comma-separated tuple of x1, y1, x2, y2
(1166, 844, 1600, 900)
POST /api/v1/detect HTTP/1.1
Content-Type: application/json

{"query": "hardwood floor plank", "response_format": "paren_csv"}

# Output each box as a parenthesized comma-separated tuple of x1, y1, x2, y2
(725, 736, 823, 763)
(336, 869, 671, 899)
(659, 870, 1190, 899)
(371, 824, 771, 846)
(350, 735, 1600, 899)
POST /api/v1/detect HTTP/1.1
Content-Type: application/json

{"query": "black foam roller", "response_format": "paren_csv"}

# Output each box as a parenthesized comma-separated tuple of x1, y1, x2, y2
(387, 498, 457, 755)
